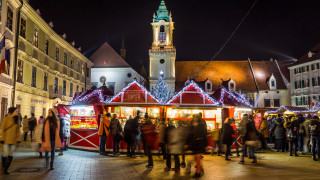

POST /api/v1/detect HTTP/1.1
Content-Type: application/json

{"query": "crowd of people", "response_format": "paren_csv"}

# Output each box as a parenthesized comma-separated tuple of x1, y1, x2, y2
(1, 107, 320, 178)
(0, 107, 71, 174)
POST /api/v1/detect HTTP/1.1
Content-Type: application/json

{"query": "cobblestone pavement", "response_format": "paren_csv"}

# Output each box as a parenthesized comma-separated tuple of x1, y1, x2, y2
(1, 142, 320, 180)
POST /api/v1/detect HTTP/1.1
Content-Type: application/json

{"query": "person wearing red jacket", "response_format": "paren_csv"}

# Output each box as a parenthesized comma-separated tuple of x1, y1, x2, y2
(230, 118, 240, 157)
(140, 116, 156, 168)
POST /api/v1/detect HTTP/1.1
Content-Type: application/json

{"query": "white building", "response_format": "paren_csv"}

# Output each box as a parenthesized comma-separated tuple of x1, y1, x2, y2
(89, 42, 144, 94)
(289, 48, 320, 108)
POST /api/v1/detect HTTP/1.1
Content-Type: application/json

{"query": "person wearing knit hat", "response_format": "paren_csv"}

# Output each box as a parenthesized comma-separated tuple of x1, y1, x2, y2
(40, 108, 63, 170)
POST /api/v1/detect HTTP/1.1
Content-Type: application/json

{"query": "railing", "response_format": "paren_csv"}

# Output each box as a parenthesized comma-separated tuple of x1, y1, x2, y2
(149, 47, 176, 53)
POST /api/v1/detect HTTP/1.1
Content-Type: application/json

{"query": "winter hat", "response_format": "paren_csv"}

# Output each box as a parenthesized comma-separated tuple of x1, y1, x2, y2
(313, 116, 319, 120)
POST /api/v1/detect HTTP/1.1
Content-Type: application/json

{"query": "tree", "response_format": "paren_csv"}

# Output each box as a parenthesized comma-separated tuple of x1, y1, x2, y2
(152, 71, 171, 103)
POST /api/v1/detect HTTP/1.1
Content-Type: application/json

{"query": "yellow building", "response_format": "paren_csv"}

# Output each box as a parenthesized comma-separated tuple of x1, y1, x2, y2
(0, 0, 93, 119)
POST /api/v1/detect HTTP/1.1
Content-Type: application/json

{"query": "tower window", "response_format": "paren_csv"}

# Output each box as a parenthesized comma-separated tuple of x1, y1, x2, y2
(160, 59, 165, 64)
(160, 25, 165, 32)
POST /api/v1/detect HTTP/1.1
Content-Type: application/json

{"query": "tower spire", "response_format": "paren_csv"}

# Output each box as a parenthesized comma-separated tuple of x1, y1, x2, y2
(120, 36, 126, 60)
(154, 0, 170, 22)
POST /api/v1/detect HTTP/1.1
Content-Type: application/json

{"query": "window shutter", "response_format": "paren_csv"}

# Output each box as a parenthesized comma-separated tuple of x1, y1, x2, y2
(317, 63, 320, 69)
(302, 80, 304, 88)
(307, 66, 309, 71)
(295, 98, 298, 106)
(312, 64, 315, 70)
(295, 81, 297, 89)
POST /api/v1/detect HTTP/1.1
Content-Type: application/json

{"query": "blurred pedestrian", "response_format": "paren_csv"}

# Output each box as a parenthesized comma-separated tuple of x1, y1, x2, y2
(110, 114, 123, 155)
(239, 115, 259, 164)
(124, 111, 140, 158)
(296, 114, 306, 153)
(28, 113, 37, 142)
(58, 114, 65, 155)
(98, 113, 111, 155)
(34, 118, 44, 158)
(222, 118, 235, 161)
(303, 115, 311, 154)
(140, 118, 156, 168)
(40, 108, 63, 170)
(187, 114, 207, 178)
(238, 114, 249, 159)
(230, 118, 240, 156)
(285, 116, 299, 156)
(22, 115, 29, 141)
(62, 115, 71, 150)
(272, 118, 286, 152)
(211, 123, 222, 156)
(157, 119, 167, 160)
(308, 116, 320, 161)
(38, 116, 44, 125)
(259, 117, 269, 150)
(0, 107, 21, 174)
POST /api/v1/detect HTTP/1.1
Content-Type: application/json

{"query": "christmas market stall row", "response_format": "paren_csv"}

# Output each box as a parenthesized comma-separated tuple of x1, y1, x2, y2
(57, 79, 253, 152)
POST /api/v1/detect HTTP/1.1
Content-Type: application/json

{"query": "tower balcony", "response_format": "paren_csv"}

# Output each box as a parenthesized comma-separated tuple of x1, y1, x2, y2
(149, 47, 176, 54)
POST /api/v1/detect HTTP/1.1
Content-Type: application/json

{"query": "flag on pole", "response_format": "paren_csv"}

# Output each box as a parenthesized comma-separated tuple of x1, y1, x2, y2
(0, 49, 10, 74)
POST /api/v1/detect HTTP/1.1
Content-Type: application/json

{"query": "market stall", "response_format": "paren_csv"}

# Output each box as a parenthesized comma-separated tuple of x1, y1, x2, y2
(265, 105, 310, 117)
(105, 79, 162, 152)
(58, 86, 113, 151)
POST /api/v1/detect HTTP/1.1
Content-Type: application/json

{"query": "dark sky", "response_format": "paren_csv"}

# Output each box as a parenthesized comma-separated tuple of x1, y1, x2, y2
(29, 0, 320, 71)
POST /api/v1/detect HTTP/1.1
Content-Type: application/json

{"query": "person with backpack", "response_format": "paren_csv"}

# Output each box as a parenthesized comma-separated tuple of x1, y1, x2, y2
(110, 114, 123, 155)
(28, 113, 37, 142)
(296, 114, 306, 153)
(0, 107, 21, 174)
(284, 116, 299, 156)
(98, 113, 111, 155)
(308, 116, 320, 161)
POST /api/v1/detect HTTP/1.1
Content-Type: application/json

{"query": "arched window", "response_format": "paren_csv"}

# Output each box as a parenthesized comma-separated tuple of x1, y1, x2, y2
(160, 25, 165, 32)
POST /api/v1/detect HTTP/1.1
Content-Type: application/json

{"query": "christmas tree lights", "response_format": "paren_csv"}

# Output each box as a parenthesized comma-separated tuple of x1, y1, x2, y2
(152, 71, 171, 103)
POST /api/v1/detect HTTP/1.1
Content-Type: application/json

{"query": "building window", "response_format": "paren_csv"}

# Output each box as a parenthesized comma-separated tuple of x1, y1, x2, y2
(43, 73, 48, 91)
(77, 61, 80, 72)
(31, 67, 37, 87)
(274, 99, 280, 107)
(230, 83, 235, 91)
(20, 18, 26, 38)
(271, 80, 275, 87)
(45, 39, 49, 55)
(81, 87, 84, 92)
(160, 25, 165, 32)
(54, 77, 58, 94)
(264, 99, 271, 107)
(70, 83, 73, 97)
(17, 60, 23, 83)
(7, 7, 13, 30)
(63, 52, 67, 65)
(63, 80, 66, 95)
(33, 30, 38, 47)
(206, 83, 211, 90)
(295, 98, 298, 106)
(55, 47, 59, 61)
(70, 56, 74, 68)
(76, 85, 79, 93)
(302, 97, 306, 105)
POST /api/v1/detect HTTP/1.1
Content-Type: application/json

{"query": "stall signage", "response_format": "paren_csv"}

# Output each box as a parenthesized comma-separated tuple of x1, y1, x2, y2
(123, 91, 145, 103)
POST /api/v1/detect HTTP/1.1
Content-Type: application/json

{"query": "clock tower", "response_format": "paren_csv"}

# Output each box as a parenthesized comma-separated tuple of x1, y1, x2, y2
(149, 0, 176, 93)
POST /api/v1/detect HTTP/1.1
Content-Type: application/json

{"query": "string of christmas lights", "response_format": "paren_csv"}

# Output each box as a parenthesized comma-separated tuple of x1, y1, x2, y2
(218, 88, 253, 107)
(70, 89, 108, 105)
(266, 105, 312, 114)
(166, 80, 219, 105)
(107, 78, 161, 104)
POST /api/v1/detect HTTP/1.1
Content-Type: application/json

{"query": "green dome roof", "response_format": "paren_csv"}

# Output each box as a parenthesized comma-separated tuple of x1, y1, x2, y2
(154, 0, 170, 22)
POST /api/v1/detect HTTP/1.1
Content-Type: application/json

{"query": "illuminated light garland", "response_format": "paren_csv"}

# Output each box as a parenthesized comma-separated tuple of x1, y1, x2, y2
(107, 78, 161, 104)
(266, 105, 311, 114)
(214, 88, 252, 107)
(70, 89, 110, 105)
(166, 80, 219, 105)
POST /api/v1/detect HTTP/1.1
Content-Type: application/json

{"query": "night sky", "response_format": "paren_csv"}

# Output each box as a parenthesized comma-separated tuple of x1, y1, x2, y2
(29, 0, 320, 71)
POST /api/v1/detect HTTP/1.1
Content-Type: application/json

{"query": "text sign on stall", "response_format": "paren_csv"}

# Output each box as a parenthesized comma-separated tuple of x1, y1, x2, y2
(123, 91, 145, 103)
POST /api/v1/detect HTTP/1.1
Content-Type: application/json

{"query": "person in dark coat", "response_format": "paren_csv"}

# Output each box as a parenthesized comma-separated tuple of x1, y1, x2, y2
(124, 111, 140, 158)
(272, 117, 286, 152)
(222, 118, 235, 161)
(308, 116, 320, 161)
(110, 114, 123, 155)
(187, 114, 207, 178)
(284, 116, 299, 156)
(28, 113, 37, 142)
(296, 114, 306, 153)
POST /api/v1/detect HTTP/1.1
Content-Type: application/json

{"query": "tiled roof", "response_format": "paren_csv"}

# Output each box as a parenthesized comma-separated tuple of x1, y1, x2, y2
(89, 42, 131, 67)
(290, 42, 320, 67)
(175, 60, 288, 92)
(175, 61, 257, 92)
(250, 61, 287, 90)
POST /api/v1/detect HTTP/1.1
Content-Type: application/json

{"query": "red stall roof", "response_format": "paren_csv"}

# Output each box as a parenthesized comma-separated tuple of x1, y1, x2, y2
(166, 80, 219, 106)
(211, 87, 252, 107)
(70, 86, 114, 105)
(107, 79, 160, 104)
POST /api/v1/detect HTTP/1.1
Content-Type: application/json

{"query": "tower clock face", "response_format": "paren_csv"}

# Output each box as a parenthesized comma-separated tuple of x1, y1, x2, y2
(159, 33, 166, 40)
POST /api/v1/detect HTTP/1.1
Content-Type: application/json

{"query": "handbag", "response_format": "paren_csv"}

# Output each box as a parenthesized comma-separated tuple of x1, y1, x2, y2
(245, 140, 260, 148)
(118, 131, 123, 140)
